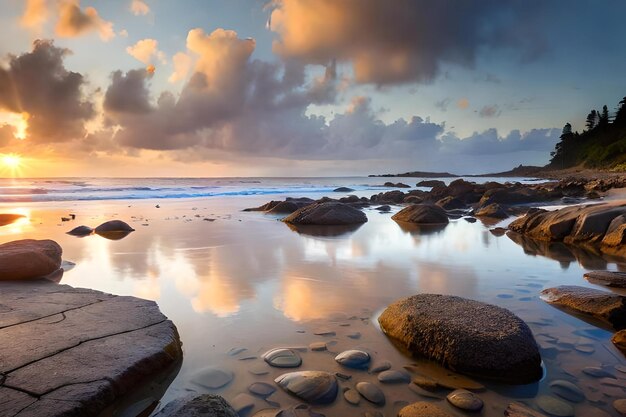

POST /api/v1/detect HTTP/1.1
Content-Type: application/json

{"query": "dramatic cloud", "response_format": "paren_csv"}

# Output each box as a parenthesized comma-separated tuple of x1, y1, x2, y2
(169, 52, 193, 83)
(126, 39, 166, 65)
(20, 0, 49, 32)
(130, 0, 150, 16)
(0, 40, 95, 142)
(0, 125, 15, 147)
(55, 0, 115, 41)
(268, 0, 545, 85)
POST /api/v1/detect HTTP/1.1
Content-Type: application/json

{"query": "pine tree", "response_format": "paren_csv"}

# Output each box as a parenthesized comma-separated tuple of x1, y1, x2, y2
(616, 97, 626, 125)
(585, 110, 598, 130)
(599, 105, 610, 126)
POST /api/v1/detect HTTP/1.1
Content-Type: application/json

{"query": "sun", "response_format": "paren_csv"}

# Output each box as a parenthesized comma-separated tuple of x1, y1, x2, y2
(2, 154, 21, 169)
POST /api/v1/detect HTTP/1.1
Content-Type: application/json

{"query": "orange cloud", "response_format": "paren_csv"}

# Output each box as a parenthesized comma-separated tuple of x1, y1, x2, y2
(20, 0, 49, 33)
(168, 52, 193, 83)
(55, 0, 115, 41)
(126, 38, 166, 65)
(130, 0, 150, 16)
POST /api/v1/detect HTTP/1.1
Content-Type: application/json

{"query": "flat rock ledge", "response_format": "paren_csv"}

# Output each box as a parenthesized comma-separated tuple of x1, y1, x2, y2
(0, 280, 182, 417)
(378, 294, 542, 384)
(584, 270, 626, 288)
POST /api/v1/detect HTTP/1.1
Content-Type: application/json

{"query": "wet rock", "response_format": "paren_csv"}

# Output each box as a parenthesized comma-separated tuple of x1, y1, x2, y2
(536, 395, 574, 417)
(369, 360, 391, 373)
(343, 388, 360, 405)
(347, 332, 361, 339)
(405, 363, 485, 390)
(263, 348, 302, 368)
(411, 375, 439, 391)
(614, 399, 626, 416)
(377, 370, 410, 383)
(67, 225, 93, 237)
(334, 187, 355, 192)
(309, 342, 327, 351)
(446, 389, 483, 411)
(436, 196, 465, 210)
(191, 366, 234, 389)
(391, 204, 449, 225)
(379, 294, 542, 383)
(282, 202, 367, 225)
(417, 180, 445, 188)
(0, 239, 62, 281)
(541, 285, 626, 330)
(582, 367, 613, 378)
(584, 271, 626, 288)
(408, 383, 444, 399)
(266, 201, 302, 214)
(612, 330, 626, 352)
(549, 380, 585, 402)
(384, 182, 411, 188)
(248, 382, 276, 398)
(230, 393, 257, 414)
(243, 201, 282, 212)
(403, 195, 423, 204)
(355, 382, 385, 406)
(335, 349, 370, 369)
(0, 213, 24, 226)
(490, 227, 507, 236)
(274, 371, 338, 404)
(275, 404, 325, 417)
(504, 402, 549, 417)
(398, 402, 452, 417)
(475, 203, 509, 219)
(94, 220, 135, 233)
(153, 394, 237, 417)
(375, 205, 391, 212)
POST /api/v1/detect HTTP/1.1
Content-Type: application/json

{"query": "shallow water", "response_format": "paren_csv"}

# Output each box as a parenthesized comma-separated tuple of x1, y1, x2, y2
(1, 178, 625, 417)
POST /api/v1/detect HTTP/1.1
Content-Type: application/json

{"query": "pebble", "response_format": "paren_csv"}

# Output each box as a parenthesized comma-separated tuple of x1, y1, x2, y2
(249, 364, 269, 375)
(404, 364, 484, 391)
(309, 342, 327, 351)
(228, 347, 247, 356)
(370, 360, 391, 373)
(230, 393, 256, 414)
(446, 389, 483, 411)
(582, 367, 613, 378)
(504, 402, 550, 417)
(575, 344, 595, 354)
(335, 372, 351, 380)
(190, 366, 234, 389)
(408, 383, 444, 399)
(549, 380, 585, 403)
(263, 348, 302, 368)
(275, 404, 326, 417)
(398, 402, 452, 417)
(347, 332, 361, 339)
(343, 388, 360, 405)
(335, 349, 370, 369)
(275, 371, 338, 404)
(314, 330, 336, 336)
(614, 399, 626, 416)
(356, 382, 385, 406)
(377, 370, 410, 383)
(411, 374, 438, 391)
(249, 382, 276, 398)
(536, 395, 574, 417)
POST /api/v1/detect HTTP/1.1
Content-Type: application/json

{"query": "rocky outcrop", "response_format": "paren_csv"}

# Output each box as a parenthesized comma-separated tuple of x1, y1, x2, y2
(282, 202, 367, 225)
(392, 204, 449, 225)
(584, 271, 626, 288)
(436, 196, 466, 210)
(475, 203, 509, 219)
(0, 280, 183, 416)
(384, 182, 411, 188)
(541, 285, 626, 329)
(379, 294, 542, 383)
(0, 239, 62, 280)
(244, 198, 314, 213)
(0, 213, 24, 227)
(153, 394, 237, 417)
(416, 180, 446, 188)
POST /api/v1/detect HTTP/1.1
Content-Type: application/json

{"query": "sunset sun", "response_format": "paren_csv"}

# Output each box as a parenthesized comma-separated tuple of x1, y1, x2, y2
(2, 154, 21, 169)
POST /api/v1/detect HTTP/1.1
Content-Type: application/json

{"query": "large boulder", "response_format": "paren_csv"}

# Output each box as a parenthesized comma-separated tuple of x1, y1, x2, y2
(584, 271, 626, 288)
(153, 395, 237, 417)
(436, 196, 466, 210)
(282, 202, 367, 225)
(416, 180, 446, 188)
(333, 187, 354, 192)
(392, 204, 449, 225)
(475, 203, 509, 219)
(94, 220, 135, 233)
(378, 294, 542, 383)
(0, 239, 62, 280)
(541, 286, 626, 330)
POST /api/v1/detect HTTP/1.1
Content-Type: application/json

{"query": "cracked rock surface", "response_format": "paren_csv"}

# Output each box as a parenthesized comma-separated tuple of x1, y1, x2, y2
(0, 280, 183, 417)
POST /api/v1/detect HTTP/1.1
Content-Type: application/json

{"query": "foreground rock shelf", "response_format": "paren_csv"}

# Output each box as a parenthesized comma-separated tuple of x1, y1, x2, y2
(0, 280, 182, 417)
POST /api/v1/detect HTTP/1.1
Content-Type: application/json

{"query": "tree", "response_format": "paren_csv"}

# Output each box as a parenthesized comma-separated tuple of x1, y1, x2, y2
(599, 105, 610, 126)
(561, 122, 572, 136)
(585, 110, 598, 130)
(616, 96, 626, 125)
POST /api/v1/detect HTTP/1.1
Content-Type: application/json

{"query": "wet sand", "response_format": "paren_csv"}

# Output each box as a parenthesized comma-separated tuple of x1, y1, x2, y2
(1, 194, 625, 416)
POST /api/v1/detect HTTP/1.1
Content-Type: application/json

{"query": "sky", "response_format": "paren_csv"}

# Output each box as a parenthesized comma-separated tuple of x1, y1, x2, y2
(0, 0, 626, 177)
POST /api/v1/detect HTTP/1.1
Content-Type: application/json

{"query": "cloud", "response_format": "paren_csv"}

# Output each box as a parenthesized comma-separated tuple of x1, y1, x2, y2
(168, 52, 192, 83)
(434, 98, 451, 112)
(0, 40, 95, 143)
(126, 38, 166, 65)
(268, 0, 546, 85)
(0, 125, 15, 147)
(479, 104, 500, 118)
(130, 0, 150, 16)
(20, 0, 49, 33)
(457, 98, 469, 110)
(55, 0, 115, 41)
(104, 68, 154, 115)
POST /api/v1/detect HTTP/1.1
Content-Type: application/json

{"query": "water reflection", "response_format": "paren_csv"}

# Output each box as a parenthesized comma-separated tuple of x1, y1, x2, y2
(284, 222, 363, 237)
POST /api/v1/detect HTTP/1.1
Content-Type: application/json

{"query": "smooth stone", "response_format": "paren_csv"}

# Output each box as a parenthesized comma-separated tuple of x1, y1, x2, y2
(191, 366, 234, 389)
(355, 382, 385, 406)
(549, 380, 585, 403)
(613, 330, 626, 352)
(333, 187, 355, 192)
(536, 395, 574, 417)
(275, 404, 325, 417)
(391, 204, 449, 225)
(347, 332, 361, 339)
(404, 364, 485, 391)
(398, 402, 452, 417)
(335, 372, 351, 380)
(263, 348, 302, 368)
(377, 370, 410, 383)
(249, 364, 269, 375)
(614, 399, 626, 416)
(230, 393, 256, 414)
(504, 402, 549, 417)
(309, 342, 327, 352)
(407, 383, 444, 399)
(335, 349, 370, 369)
(0, 239, 62, 280)
(67, 225, 93, 237)
(343, 388, 360, 405)
(228, 347, 247, 356)
(274, 371, 338, 404)
(313, 330, 336, 336)
(94, 220, 135, 233)
(369, 361, 391, 373)
(153, 394, 237, 417)
(446, 389, 483, 411)
(582, 367, 613, 378)
(380, 294, 542, 383)
(249, 382, 276, 398)
(282, 202, 367, 225)
(411, 375, 439, 391)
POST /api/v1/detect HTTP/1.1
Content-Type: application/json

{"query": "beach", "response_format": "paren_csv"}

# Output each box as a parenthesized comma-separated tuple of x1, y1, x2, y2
(1, 176, 626, 416)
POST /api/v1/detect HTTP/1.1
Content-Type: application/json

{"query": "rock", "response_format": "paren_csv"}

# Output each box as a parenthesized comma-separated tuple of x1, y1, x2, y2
(404, 363, 485, 390)
(266, 201, 302, 214)
(602, 214, 626, 246)
(343, 388, 360, 405)
(375, 205, 391, 212)
(614, 399, 626, 416)
(275, 404, 325, 417)
(504, 402, 549, 417)
(0, 280, 182, 416)
(582, 367, 613, 378)
(229, 393, 257, 414)
(398, 402, 452, 417)
(446, 389, 483, 411)
(384, 182, 411, 188)
(369, 360, 391, 373)
(490, 227, 507, 236)
(549, 380, 585, 402)
(190, 366, 234, 389)
(403, 195, 423, 204)
(377, 370, 410, 383)
(153, 394, 238, 417)
(334, 187, 355, 192)
(248, 382, 276, 398)
(243, 201, 282, 212)
(475, 203, 509, 219)
(584, 271, 626, 288)
(67, 225, 94, 237)
(436, 196, 466, 210)
(541, 286, 626, 329)
(612, 330, 626, 352)
(391, 204, 449, 225)
(262, 348, 302, 368)
(379, 294, 542, 383)
(282, 202, 367, 225)
(94, 220, 135, 233)
(536, 395, 574, 417)
(355, 382, 385, 405)
(335, 349, 370, 369)
(0, 213, 24, 226)
(411, 375, 439, 391)
(274, 371, 338, 404)
(309, 342, 327, 351)
(0, 239, 62, 281)
(416, 180, 446, 188)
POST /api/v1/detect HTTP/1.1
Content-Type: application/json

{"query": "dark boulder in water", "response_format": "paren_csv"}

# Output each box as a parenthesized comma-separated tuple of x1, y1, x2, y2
(67, 225, 94, 237)
(334, 187, 355, 192)
(95, 220, 135, 233)
(283, 202, 367, 225)
(392, 204, 449, 225)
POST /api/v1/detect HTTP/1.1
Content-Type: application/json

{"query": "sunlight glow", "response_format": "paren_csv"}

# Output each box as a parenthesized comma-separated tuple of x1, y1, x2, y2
(0, 112, 29, 140)
(0, 153, 23, 177)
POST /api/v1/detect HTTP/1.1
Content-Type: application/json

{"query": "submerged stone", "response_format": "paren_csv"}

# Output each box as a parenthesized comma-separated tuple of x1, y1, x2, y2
(377, 370, 410, 383)
(248, 382, 276, 398)
(398, 402, 452, 417)
(446, 389, 483, 411)
(153, 394, 237, 417)
(504, 402, 549, 417)
(343, 388, 360, 405)
(355, 382, 385, 406)
(274, 371, 338, 404)
(536, 396, 574, 417)
(334, 349, 370, 369)
(190, 366, 234, 390)
(263, 348, 302, 368)
(67, 225, 94, 237)
(369, 360, 391, 373)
